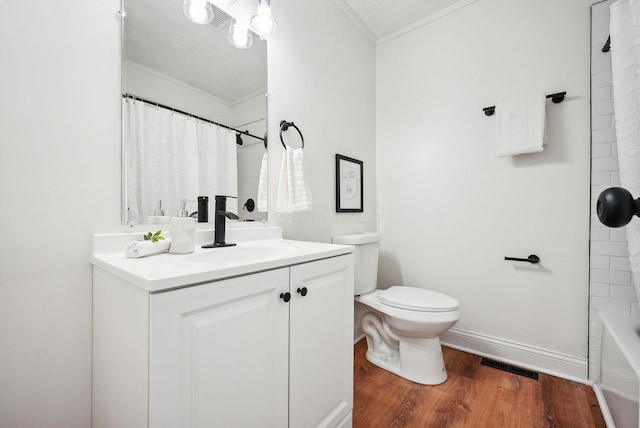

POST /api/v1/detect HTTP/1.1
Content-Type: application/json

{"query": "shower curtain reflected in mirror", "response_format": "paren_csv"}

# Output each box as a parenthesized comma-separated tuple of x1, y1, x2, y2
(122, 98, 237, 224)
(611, 0, 640, 303)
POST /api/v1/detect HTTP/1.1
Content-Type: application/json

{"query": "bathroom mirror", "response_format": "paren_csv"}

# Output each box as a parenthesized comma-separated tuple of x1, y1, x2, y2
(121, 0, 268, 225)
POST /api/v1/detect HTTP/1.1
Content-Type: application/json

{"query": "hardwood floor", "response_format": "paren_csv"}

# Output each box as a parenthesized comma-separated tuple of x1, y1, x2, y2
(353, 340, 606, 427)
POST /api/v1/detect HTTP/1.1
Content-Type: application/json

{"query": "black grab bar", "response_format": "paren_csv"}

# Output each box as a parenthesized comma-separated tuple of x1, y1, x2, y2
(505, 255, 540, 264)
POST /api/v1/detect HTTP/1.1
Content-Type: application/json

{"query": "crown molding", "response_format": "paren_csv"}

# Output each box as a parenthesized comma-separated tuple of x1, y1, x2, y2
(377, 0, 479, 45)
(332, 0, 377, 43)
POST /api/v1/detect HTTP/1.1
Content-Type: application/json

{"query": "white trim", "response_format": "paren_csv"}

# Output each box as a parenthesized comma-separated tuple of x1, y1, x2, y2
(441, 327, 589, 382)
(592, 381, 619, 428)
(331, 0, 377, 43)
(377, 0, 480, 45)
(231, 89, 268, 107)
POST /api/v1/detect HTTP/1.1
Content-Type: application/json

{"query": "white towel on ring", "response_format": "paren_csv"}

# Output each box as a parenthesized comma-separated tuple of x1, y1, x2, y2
(276, 148, 312, 213)
(257, 152, 268, 212)
(496, 93, 547, 157)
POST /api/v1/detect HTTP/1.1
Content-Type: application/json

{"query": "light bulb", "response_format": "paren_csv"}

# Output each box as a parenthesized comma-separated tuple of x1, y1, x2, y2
(227, 19, 253, 49)
(183, 0, 214, 25)
(250, 0, 278, 36)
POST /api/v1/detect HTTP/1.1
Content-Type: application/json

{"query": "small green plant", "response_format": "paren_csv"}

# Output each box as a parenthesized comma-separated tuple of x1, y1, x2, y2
(143, 230, 165, 243)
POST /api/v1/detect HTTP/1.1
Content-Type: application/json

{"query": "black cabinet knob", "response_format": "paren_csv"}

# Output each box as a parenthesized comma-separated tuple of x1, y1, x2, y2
(296, 287, 308, 297)
(279, 292, 291, 303)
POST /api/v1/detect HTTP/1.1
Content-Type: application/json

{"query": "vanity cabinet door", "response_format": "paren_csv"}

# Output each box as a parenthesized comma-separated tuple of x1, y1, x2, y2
(289, 255, 354, 428)
(148, 268, 290, 428)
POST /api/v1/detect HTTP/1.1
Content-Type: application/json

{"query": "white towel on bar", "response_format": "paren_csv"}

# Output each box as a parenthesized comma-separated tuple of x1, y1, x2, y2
(276, 148, 312, 213)
(257, 152, 268, 212)
(496, 93, 547, 157)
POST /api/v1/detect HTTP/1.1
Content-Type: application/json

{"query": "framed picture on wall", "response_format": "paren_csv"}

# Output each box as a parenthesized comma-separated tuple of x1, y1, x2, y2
(336, 154, 363, 212)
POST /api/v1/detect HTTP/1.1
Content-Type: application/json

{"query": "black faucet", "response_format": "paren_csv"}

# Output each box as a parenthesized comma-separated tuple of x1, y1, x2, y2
(202, 195, 240, 248)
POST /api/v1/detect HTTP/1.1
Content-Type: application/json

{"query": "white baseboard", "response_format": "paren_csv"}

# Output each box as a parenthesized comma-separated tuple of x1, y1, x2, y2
(440, 327, 589, 383)
(592, 381, 619, 428)
(353, 324, 589, 381)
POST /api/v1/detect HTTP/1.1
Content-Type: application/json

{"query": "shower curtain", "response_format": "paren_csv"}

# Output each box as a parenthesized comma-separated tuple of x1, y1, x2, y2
(122, 98, 237, 224)
(610, 0, 640, 303)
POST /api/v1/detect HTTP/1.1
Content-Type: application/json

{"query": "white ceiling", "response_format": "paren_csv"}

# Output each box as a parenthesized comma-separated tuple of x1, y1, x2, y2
(124, 0, 267, 104)
(339, 0, 467, 39)
(123, 0, 469, 103)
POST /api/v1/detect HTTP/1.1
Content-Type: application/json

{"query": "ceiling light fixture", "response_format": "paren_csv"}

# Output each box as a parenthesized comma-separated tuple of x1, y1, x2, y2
(183, 0, 214, 25)
(250, 0, 278, 37)
(227, 19, 253, 49)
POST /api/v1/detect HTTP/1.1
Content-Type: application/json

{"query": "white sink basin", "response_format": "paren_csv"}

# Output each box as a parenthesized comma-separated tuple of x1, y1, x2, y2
(183, 244, 301, 264)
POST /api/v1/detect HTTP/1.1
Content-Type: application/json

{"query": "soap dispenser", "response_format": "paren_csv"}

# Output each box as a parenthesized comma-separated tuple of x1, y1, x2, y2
(147, 199, 171, 224)
(169, 199, 196, 254)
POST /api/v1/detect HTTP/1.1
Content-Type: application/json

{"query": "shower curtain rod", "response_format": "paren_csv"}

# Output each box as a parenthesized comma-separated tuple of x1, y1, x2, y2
(122, 93, 265, 143)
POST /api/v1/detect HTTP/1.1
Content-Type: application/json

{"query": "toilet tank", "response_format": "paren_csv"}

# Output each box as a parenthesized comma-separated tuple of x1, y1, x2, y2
(332, 232, 381, 295)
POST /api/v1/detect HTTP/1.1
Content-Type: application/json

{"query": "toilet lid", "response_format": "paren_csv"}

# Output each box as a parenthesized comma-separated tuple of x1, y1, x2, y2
(378, 286, 459, 312)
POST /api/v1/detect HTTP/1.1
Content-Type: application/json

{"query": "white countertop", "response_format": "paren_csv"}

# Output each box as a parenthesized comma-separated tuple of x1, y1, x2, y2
(91, 231, 353, 293)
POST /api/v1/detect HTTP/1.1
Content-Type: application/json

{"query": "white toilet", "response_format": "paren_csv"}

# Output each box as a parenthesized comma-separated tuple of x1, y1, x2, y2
(333, 232, 461, 385)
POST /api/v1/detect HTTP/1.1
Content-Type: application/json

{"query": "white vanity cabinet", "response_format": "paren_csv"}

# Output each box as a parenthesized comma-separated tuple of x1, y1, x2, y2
(289, 257, 354, 428)
(148, 267, 290, 428)
(92, 253, 354, 428)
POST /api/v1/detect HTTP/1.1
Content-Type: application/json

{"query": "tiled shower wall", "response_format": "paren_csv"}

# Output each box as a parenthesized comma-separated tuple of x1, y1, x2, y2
(589, 0, 640, 379)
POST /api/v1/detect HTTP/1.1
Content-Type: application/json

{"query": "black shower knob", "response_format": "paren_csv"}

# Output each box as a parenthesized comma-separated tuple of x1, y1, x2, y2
(597, 187, 640, 227)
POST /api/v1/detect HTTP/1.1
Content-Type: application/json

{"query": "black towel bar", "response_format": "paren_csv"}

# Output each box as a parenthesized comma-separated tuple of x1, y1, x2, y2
(505, 255, 540, 264)
(483, 92, 566, 116)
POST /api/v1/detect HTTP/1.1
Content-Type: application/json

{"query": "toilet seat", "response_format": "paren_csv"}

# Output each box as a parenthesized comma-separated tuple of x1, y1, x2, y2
(356, 290, 460, 325)
(379, 286, 459, 312)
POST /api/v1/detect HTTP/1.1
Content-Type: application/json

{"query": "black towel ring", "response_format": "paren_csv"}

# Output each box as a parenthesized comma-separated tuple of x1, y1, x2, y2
(280, 120, 304, 149)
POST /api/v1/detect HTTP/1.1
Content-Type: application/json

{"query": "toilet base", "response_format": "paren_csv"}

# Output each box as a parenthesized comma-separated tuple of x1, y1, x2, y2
(365, 337, 448, 385)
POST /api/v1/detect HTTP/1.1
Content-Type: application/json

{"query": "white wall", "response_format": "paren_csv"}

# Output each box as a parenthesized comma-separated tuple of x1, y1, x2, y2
(237, 133, 268, 222)
(0, 0, 375, 427)
(268, 0, 377, 241)
(233, 93, 268, 222)
(124, 62, 232, 123)
(0, 1, 121, 426)
(232, 91, 266, 127)
(376, 0, 593, 373)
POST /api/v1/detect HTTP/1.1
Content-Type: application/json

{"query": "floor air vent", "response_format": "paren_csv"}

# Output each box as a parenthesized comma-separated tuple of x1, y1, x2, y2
(480, 358, 539, 380)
